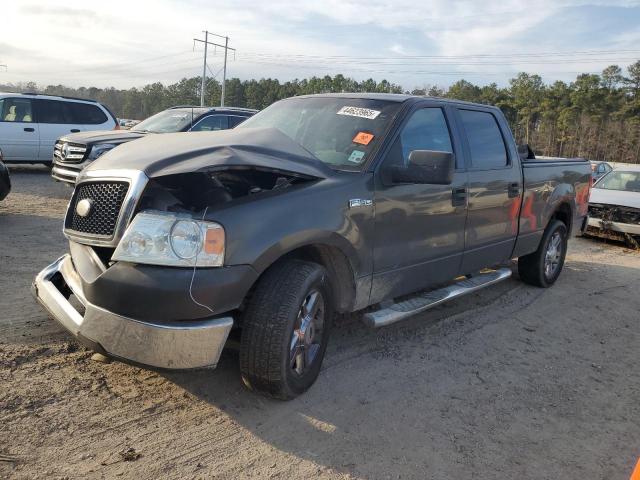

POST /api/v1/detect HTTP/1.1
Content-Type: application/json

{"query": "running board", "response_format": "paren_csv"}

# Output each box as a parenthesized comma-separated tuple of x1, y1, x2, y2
(363, 268, 512, 328)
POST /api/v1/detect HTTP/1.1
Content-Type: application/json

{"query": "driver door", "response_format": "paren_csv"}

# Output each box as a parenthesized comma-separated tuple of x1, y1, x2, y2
(370, 105, 468, 303)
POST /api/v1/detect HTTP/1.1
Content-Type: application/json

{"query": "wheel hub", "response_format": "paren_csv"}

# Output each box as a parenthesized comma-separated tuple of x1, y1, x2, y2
(290, 290, 324, 375)
(544, 231, 563, 279)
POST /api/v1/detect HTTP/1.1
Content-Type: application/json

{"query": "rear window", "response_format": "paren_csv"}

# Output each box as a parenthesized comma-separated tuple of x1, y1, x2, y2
(67, 102, 108, 124)
(459, 109, 508, 169)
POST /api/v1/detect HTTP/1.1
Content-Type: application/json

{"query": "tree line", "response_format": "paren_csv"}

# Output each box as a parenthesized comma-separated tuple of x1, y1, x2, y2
(2, 60, 639, 163)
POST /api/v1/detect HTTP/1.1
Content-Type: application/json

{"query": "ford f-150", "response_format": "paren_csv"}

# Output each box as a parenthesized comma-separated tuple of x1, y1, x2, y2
(33, 93, 591, 399)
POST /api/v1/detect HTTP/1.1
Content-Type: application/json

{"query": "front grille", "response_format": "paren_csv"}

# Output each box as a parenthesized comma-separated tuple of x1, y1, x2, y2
(589, 203, 640, 224)
(54, 141, 87, 164)
(65, 181, 129, 237)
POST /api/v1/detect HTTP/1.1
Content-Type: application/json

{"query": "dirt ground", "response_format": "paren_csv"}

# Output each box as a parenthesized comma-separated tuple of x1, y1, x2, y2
(1, 167, 639, 480)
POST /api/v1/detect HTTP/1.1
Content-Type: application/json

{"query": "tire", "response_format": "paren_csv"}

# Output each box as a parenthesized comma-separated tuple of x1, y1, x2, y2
(518, 220, 568, 288)
(240, 259, 333, 400)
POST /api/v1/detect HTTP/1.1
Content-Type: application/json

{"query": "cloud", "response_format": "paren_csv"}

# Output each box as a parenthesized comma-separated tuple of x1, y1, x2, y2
(1, 0, 639, 90)
(19, 4, 97, 19)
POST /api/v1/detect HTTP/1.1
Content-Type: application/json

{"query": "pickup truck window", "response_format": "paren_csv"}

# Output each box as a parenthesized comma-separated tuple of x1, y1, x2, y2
(459, 109, 508, 169)
(384, 108, 453, 168)
(237, 97, 402, 170)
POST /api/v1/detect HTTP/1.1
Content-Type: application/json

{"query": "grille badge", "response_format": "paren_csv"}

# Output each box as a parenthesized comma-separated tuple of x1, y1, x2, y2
(61, 143, 69, 160)
(76, 198, 93, 217)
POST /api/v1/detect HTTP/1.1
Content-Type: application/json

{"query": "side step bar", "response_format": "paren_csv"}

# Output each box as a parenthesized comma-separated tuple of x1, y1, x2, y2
(363, 268, 512, 328)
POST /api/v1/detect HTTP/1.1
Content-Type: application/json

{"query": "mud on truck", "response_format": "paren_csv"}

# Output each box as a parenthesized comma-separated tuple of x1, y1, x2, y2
(33, 94, 591, 399)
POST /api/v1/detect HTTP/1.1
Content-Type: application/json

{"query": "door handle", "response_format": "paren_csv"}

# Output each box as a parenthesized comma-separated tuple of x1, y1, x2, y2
(508, 182, 520, 198)
(452, 187, 467, 207)
(24, 127, 35, 132)
(70, 129, 80, 133)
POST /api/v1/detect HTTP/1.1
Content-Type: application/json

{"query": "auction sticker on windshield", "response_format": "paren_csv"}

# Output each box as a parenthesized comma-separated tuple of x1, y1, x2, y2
(347, 150, 366, 163)
(337, 106, 381, 119)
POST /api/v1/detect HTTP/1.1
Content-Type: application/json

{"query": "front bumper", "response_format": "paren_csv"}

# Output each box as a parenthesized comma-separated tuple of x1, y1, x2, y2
(51, 160, 86, 185)
(587, 216, 640, 235)
(32, 254, 233, 369)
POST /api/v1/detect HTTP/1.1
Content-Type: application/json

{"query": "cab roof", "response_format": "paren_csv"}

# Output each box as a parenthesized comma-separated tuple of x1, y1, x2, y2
(289, 92, 499, 109)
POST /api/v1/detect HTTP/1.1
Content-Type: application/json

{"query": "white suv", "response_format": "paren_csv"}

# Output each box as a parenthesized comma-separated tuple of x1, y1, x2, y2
(0, 93, 117, 165)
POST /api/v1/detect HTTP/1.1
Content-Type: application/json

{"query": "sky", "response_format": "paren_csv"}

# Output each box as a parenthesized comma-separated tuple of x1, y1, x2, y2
(1, 0, 640, 91)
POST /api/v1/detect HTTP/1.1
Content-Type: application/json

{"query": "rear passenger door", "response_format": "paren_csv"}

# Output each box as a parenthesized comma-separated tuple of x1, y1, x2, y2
(34, 100, 80, 161)
(455, 107, 522, 273)
(0, 97, 39, 161)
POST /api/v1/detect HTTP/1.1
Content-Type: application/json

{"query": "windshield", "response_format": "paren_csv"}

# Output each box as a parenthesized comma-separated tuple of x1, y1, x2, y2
(237, 97, 402, 169)
(132, 108, 208, 133)
(595, 170, 640, 193)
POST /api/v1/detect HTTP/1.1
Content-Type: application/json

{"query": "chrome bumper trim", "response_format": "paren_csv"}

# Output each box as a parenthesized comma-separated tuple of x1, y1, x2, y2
(587, 216, 640, 235)
(32, 255, 233, 369)
(52, 165, 80, 184)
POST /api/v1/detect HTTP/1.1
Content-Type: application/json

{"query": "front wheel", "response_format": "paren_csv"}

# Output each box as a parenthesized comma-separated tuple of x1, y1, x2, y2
(518, 220, 568, 287)
(240, 260, 333, 399)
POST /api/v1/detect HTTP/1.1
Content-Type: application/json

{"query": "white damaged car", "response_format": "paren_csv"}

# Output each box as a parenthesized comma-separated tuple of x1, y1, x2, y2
(587, 165, 640, 247)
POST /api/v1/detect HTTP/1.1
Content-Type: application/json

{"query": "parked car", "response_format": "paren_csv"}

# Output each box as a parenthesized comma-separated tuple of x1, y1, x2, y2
(0, 92, 118, 165)
(0, 149, 10, 201)
(586, 165, 640, 246)
(33, 93, 591, 399)
(52, 106, 257, 184)
(590, 161, 612, 184)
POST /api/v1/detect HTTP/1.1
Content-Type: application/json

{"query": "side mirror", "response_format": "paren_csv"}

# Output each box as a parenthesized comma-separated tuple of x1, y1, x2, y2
(390, 150, 454, 185)
(517, 144, 535, 160)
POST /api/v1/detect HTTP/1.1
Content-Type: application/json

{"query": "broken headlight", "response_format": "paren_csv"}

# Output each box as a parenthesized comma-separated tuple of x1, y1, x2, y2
(112, 211, 225, 267)
(88, 143, 118, 160)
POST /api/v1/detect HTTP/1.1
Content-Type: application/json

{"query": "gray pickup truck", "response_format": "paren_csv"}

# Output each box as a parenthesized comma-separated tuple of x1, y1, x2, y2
(33, 94, 591, 399)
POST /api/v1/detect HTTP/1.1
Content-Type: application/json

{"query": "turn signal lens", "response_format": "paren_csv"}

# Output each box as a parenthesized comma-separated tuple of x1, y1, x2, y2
(205, 227, 225, 256)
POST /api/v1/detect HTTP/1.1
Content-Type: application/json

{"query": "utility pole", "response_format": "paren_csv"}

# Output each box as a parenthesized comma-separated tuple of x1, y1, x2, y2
(193, 31, 235, 107)
(199, 31, 208, 107)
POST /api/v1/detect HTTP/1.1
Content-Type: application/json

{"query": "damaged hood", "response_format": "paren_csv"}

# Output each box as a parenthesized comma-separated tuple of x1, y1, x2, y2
(87, 127, 333, 179)
(590, 187, 640, 209)
(59, 129, 147, 144)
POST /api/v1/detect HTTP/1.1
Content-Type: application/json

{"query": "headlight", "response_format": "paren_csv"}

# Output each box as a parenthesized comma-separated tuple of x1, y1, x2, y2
(112, 211, 225, 267)
(88, 143, 117, 160)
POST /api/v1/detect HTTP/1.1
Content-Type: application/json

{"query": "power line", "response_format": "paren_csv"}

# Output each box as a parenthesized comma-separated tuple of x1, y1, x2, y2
(235, 48, 640, 61)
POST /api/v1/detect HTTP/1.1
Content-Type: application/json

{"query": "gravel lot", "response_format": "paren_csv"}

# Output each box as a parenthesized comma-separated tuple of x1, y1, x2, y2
(1, 167, 639, 479)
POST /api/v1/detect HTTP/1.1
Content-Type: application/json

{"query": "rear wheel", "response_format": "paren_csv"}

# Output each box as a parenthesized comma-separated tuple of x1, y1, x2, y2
(239, 260, 333, 399)
(518, 220, 568, 287)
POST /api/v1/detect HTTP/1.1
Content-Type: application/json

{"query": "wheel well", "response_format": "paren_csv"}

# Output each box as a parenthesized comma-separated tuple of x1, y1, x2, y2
(550, 202, 572, 234)
(258, 244, 356, 313)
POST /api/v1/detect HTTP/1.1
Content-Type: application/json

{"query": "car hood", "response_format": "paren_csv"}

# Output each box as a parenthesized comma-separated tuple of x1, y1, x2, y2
(590, 187, 640, 209)
(59, 129, 147, 144)
(87, 127, 333, 179)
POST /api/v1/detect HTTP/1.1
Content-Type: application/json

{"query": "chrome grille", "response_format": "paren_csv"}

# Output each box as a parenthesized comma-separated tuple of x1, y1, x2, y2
(54, 141, 87, 164)
(65, 181, 129, 237)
